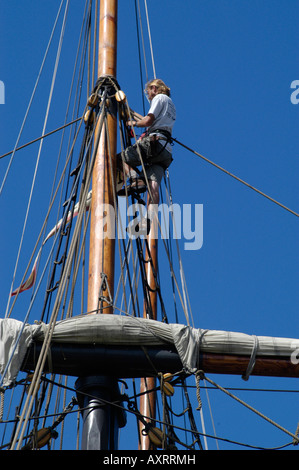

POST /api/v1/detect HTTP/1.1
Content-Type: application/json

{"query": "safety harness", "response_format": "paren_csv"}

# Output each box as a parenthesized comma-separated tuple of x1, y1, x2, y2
(143, 128, 173, 161)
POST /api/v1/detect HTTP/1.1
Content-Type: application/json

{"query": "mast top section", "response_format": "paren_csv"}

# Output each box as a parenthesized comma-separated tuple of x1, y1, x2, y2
(98, 0, 118, 78)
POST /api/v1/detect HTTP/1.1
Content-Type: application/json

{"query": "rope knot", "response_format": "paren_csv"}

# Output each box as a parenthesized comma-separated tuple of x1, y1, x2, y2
(195, 370, 205, 411)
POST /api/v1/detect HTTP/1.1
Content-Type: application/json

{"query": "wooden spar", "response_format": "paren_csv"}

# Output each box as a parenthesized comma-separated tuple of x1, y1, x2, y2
(200, 353, 299, 377)
(87, 0, 117, 315)
(139, 201, 159, 449)
(24, 343, 299, 379)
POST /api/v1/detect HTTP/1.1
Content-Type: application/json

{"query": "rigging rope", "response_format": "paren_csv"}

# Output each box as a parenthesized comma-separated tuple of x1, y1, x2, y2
(174, 137, 299, 218)
(4, 0, 70, 318)
(144, 0, 156, 79)
(10, 103, 107, 450)
(135, 0, 297, 219)
(0, 118, 82, 161)
(4, 372, 296, 450)
(6, 0, 94, 316)
(163, 172, 194, 326)
(5, 117, 85, 318)
(134, 0, 147, 115)
(0, 0, 65, 198)
(2, 0, 297, 452)
(117, 95, 193, 325)
(2, 5, 100, 444)
(196, 370, 299, 445)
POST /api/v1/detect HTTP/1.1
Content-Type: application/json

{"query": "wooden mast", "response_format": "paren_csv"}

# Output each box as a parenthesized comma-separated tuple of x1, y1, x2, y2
(139, 202, 159, 449)
(88, 0, 117, 315)
(75, 0, 122, 450)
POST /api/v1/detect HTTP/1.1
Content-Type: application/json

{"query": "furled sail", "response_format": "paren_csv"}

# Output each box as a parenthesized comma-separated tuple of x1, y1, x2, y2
(1, 315, 298, 387)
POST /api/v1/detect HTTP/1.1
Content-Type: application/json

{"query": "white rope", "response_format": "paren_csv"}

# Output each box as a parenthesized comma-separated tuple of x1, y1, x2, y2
(121, 102, 193, 325)
(6, 117, 85, 321)
(0, 0, 65, 198)
(5, 0, 70, 318)
(199, 408, 208, 450)
(163, 173, 194, 327)
(136, 0, 149, 82)
(200, 372, 299, 445)
(10, 105, 107, 450)
(144, 0, 156, 78)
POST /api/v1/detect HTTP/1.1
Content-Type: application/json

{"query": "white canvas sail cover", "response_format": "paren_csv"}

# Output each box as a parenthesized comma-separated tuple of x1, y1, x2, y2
(0, 314, 298, 387)
(0, 318, 45, 387)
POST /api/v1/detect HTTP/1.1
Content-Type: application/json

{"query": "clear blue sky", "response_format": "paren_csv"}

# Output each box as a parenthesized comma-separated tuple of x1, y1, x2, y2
(0, 0, 298, 451)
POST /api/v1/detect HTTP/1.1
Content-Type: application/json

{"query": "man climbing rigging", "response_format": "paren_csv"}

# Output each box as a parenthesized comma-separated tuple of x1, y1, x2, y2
(117, 78, 176, 235)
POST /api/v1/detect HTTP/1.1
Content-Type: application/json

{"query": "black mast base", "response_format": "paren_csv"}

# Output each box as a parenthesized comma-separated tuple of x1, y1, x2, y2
(75, 376, 126, 450)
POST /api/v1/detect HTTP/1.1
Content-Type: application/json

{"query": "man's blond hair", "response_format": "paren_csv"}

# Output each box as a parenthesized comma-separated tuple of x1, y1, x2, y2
(145, 79, 171, 97)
